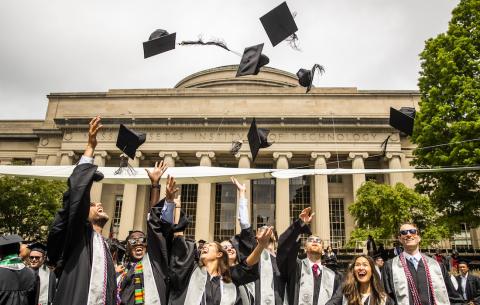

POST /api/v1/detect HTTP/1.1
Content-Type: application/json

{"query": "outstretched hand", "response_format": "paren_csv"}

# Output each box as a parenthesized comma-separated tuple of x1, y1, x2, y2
(84, 116, 102, 158)
(230, 176, 246, 193)
(299, 207, 315, 224)
(145, 160, 168, 185)
(165, 175, 179, 202)
(257, 226, 273, 248)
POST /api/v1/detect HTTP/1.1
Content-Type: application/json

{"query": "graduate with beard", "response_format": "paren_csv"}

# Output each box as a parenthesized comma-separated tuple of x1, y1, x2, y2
(47, 116, 117, 305)
(27, 243, 56, 305)
(117, 160, 177, 305)
(382, 222, 463, 305)
(277, 207, 342, 305)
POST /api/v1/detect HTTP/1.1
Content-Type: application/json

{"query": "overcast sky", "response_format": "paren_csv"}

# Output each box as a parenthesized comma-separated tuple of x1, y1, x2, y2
(0, 0, 459, 119)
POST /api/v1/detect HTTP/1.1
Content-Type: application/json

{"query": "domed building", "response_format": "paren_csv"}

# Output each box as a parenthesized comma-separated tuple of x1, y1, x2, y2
(0, 65, 441, 246)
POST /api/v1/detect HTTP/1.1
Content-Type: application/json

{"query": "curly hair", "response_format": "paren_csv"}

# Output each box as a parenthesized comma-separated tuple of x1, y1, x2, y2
(342, 255, 386, 305)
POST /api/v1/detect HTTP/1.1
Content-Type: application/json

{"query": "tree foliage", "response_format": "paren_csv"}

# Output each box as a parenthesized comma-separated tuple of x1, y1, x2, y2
(348, 182, 449, 246)
(412, 0, 480, 229)
(0, 176, 66, 241)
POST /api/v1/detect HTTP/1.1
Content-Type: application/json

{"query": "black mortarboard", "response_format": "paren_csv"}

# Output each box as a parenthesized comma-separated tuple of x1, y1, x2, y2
(389, 107, 416, 136)
(116, 124, 146, 160)
(260, 2, 298, 47)
(143, 29, 176, 59)
(27, 242, 46, 255)
(0, 234, 23, 247)
(236, 43, 270, 77)
(247, 118, 273, 162)
(296, 64, 325, 93)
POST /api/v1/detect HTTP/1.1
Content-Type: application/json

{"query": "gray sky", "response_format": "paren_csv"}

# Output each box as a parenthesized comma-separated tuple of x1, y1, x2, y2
(0, 0, 458, 119)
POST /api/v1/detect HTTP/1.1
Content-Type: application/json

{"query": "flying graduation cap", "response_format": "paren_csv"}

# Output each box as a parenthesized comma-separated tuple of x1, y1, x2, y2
(143, 29, 176, 59)
(236, 43, 270, 77)
(296, 64, 325, 93)
(247, 118, 273, 162)
(260, 2, 298, 48)
(389, 107, 416, 136)
(115, 124, 146, 175)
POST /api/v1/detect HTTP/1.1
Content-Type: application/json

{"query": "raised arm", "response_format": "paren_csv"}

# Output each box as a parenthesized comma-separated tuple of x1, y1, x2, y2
(145, 160, 168, 207)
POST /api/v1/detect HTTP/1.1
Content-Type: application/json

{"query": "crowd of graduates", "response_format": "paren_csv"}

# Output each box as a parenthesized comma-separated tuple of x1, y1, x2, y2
(1, 117, 480, 305)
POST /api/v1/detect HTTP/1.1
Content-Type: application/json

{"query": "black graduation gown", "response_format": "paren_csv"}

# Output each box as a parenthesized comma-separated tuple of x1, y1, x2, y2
(277, 219, 342, 305)
(0, 265, 37, 305)
(382, 256, 464, 305)
(47, 163, 117, 305)
(456, 273, 480, 304)
(169, 236, 242, 305)
(33, 266, 57, 305)
(325, 288, 395, 305)
(118, 199, 173, 305)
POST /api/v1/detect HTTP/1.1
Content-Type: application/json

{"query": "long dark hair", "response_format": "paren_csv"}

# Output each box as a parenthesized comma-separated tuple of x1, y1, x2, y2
(199, 242, 232, 283)
(342, 255, 386, 305)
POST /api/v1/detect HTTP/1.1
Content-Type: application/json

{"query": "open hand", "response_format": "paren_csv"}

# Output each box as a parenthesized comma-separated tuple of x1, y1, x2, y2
(145, 160, 168, 185)
(230, 177, 246, 192)
(257, 226, 273, 248)
(87, 116, 102, 149)
(165, 175, 179, 202)
(299, 207, 315, 224)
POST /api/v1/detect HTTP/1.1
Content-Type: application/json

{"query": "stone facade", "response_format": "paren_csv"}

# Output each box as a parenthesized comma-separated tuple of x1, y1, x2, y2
(0, 65, 437, 245)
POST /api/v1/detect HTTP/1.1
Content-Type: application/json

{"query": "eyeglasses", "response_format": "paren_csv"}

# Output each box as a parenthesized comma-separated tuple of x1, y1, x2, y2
(222, 244, 234, 251)
(399, 229, 418, 236)
(127, 237, 146, 246)
(29, 256, 43, 261)
(307, 237, 322, 243)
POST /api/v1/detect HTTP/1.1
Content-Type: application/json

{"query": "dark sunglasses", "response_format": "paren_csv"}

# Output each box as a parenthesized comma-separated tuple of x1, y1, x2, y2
(400, 229, 418, 236)
(29, 256, 42, 261)
(222, 244, 235, 251)
(127, 237, 146, 246)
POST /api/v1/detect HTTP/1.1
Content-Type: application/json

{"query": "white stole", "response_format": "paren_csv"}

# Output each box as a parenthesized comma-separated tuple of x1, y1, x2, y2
(298, 259, 335, 305)
(38, 265, 50, 305)
(391, 254, 450, 305)
(87, 231, 107, 305)
(184, 266, 237, 305)
(260, 250, 275, 305)
(142, 253, 162, 305)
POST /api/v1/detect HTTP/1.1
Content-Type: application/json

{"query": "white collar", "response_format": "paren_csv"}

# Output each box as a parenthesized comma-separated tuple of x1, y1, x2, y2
(403, 251, 422, 262)
(462, 273, 468, 279)
(307, 258, 324, 271)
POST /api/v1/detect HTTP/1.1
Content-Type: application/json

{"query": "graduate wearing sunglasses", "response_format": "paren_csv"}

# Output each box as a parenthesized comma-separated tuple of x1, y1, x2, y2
(277, 207, 342, 305)
(117, 161, 176, 305)
(382, 223, 463, 305)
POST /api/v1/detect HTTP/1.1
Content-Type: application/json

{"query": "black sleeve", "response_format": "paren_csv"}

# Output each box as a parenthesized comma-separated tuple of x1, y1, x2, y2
(230, 259, 259, 286)
(231, 227, 256, 263)
(147, 198, 173, 276)
(441, 263, 465, 305)
(325, 288, 343, 305)
(382, 260, 398, 303)
(277, 218, 312, 282)
(169, 236, 197, 298)
(472, 275, 480, 304)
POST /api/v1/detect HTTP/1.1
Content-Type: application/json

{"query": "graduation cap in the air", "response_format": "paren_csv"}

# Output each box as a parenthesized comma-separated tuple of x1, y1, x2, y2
(297, 64, 325, 93)
(143, 29, 176, 59)
(236, 43, 270, 77)
(115, 124, 146, 175)
(0, 234, 23, 247)
(248, 118, 273, 162)
(260, 1, 298, 47)
(27, 242, 47, 255)
(389, 107, 416, 136)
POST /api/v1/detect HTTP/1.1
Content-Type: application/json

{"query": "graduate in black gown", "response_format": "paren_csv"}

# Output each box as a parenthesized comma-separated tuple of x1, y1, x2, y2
(326, 255, 394, 305)
(47, 116, 117, 305)
(117, 161, 176, 305)
(27, 242, 56, 305)
(0, 234, 37, 305)
(382, 222, 464, 305)
(277, 207, 342, 305)
(168, 201, 274, 305)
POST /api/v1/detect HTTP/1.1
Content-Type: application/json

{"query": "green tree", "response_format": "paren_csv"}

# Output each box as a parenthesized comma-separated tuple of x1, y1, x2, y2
(348, 181, 449, 246)
(0, 176, 66, 241)
(413, 0, 480, 229)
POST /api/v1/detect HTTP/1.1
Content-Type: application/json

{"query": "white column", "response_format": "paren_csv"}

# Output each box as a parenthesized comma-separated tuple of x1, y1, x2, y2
(59, 151, 75, 165)
(90, 151, 109, 203)
(235, 152, 252, 233)
(158, 151, 178, 199)
(311, 152, 331, 242)
(348, 152, 369, 201)
(118, 151, 143, 239)
(46, 155, 58, 165)
(273, 152, 292, 235)
(195, 152, 215, 242)
(386, 153, 403, 186)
